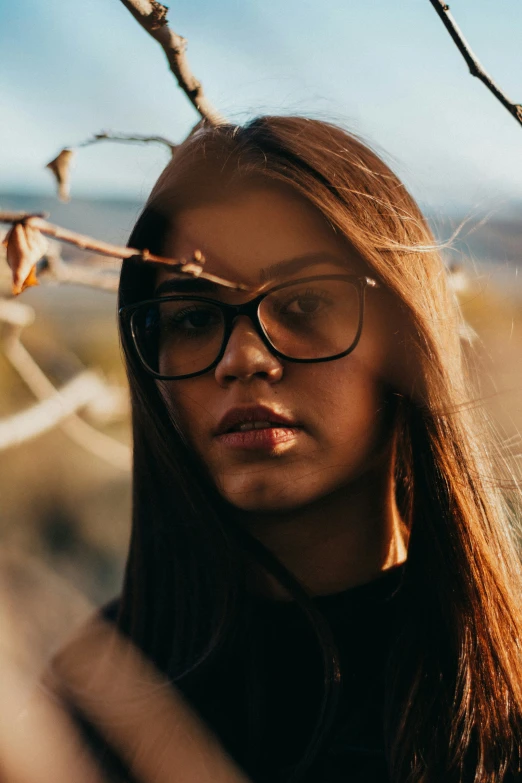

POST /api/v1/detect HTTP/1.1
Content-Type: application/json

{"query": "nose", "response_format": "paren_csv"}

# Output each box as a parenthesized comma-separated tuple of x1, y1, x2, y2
(214, 316, 284, 387)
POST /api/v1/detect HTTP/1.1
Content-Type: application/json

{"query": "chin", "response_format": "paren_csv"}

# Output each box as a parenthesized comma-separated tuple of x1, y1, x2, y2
(227, 495, 299, 513)
(218, 476, 323, 514)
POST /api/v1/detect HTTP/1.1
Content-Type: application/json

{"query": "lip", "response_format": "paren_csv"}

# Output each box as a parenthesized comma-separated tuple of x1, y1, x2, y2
(214, 405, 300, 437)
(216, 426, 301, 451)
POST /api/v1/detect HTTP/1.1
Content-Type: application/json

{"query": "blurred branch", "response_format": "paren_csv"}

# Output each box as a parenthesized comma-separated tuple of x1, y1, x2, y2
(1, 212, 250, 293)
(40, 242, 119, 293)
(0, 298, 130, 470)
(118, 0, 224, 125)
(53, 621, 250, 783)
(429, 0, 522, 127)
(0, 371, 115, 451)
(0, 588, 249, 783)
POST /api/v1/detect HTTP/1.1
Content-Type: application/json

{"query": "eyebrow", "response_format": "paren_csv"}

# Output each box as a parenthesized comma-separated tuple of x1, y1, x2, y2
(154, 252, 349, 296)
(258, 252, 348, 284)
(154, 277, 220, 296)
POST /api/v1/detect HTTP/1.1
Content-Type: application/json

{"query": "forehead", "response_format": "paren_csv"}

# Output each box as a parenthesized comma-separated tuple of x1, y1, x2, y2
(155, 181, 363, 294)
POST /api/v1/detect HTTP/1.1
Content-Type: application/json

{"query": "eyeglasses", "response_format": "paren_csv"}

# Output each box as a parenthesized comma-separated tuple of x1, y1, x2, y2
(119, 274, 378, 380)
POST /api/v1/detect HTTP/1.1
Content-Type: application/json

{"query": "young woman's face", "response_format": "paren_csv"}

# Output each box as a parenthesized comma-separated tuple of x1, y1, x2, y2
(155, 181, 394, 513)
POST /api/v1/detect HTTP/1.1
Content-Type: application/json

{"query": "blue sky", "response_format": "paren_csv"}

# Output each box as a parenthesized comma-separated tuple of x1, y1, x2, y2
(1, 0, 522, 212)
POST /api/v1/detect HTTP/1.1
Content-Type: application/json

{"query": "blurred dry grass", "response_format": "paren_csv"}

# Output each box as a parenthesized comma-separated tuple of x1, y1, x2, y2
(459, 269, 522, 444)
(0, 266, 130, 605)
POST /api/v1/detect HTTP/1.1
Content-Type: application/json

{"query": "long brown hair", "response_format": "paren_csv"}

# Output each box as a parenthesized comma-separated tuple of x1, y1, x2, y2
(117, 116, 522, 781)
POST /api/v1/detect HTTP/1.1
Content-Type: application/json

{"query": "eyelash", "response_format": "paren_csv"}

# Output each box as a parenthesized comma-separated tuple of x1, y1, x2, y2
(273, 287, 332, 311)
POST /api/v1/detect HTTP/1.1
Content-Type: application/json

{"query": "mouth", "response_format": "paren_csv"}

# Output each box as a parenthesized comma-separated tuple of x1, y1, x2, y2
(214, 406, 303, 450)
(226, 420, 294, 432)
(214, 406, 301, 436)
(215, 425, 301, 451)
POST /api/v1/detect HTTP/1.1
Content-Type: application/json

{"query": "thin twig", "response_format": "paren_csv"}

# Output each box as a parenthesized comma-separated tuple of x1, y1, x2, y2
(0, 212, 250, 292)
(78, 130, 177, 154)
(46, 131, 177, 200)
(428, 0, 522, 127)
(118, 0, 224, 125)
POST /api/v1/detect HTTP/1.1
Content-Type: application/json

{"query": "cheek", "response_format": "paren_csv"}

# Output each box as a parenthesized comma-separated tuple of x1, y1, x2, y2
(157, 378, 221, 436)
(301, 326, 387, 408)
(292, 344, 392, 463)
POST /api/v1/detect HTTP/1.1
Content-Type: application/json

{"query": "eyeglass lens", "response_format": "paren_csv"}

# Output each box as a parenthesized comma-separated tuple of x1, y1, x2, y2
(131, 278, 361, 378)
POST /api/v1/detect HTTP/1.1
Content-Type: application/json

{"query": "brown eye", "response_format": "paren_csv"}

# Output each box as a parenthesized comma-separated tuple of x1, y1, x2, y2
(162, 305, 221, 334)
(278, 288, 333, 317)
(287, 294, 324, 314)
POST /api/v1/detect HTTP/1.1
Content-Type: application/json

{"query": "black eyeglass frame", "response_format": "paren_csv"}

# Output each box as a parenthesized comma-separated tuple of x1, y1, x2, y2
(119, 274, 379, 381)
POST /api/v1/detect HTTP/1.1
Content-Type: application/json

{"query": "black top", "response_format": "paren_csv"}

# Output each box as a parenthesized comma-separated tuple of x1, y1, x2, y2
(101, 564, 404, 783)
(200, 565, 403, 782)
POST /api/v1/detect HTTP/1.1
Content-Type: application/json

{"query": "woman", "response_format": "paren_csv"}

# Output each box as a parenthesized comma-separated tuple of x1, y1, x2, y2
(106, 116, 522, 781)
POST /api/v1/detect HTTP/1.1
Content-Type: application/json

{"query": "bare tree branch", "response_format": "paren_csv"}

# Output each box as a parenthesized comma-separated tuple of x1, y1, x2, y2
(118, 0, 224, 125)
(78, 130, 177, 154)
(46, 132, 177, 200)
(1, 227, 120, 294)
(429, 0, 522, 127)
(1, 212, 251, 293)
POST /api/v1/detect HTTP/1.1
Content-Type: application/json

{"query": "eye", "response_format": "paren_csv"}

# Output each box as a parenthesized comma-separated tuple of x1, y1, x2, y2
(163, 304, 221, 334)
(279, 288, 333, 316)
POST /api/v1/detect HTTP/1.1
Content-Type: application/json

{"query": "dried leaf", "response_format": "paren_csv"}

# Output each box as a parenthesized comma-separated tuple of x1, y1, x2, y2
(3, 221, 49, 295)
(46, 148, 74, 202)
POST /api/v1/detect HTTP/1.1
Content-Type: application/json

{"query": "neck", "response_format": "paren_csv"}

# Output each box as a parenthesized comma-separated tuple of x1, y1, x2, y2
(242, 465, 408, 599)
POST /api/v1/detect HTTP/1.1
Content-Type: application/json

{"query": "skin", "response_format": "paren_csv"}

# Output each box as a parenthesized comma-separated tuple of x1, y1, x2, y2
(156, 181, 408, 596)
